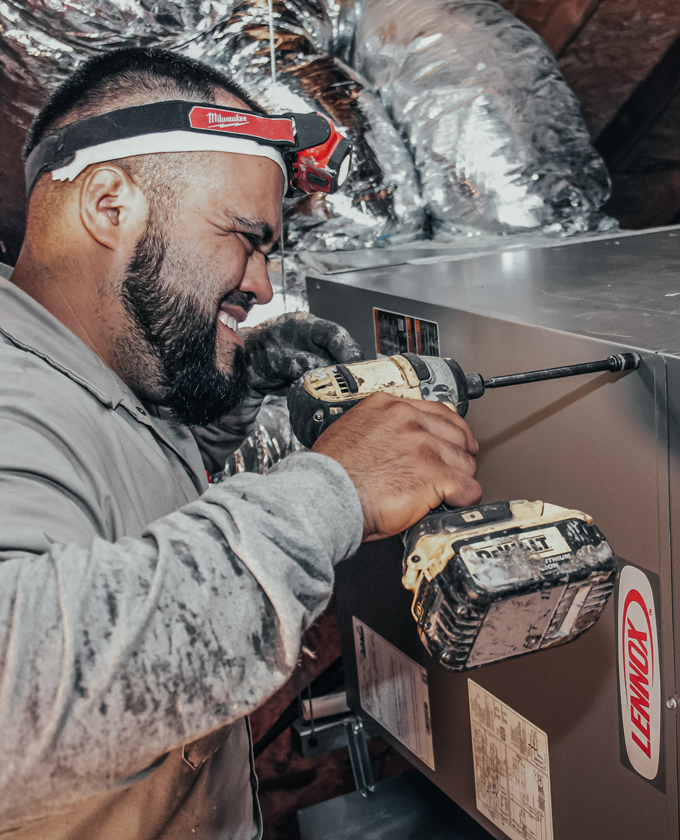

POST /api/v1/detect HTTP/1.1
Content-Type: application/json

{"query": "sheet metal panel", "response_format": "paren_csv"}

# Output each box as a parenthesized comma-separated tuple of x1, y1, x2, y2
(308, 228, 680, 351)
(310, 228, 680, 840)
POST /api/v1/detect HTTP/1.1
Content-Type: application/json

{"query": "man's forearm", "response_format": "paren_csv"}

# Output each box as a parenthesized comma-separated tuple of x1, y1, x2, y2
(0, 452, 362, 830)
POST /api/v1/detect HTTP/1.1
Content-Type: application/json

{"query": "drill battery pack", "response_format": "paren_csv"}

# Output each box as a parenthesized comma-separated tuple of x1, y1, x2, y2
(402, 500, 617, 671)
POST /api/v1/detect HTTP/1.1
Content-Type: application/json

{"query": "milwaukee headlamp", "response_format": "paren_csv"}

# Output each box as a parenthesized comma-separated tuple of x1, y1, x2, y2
(24, 100, 353, 199)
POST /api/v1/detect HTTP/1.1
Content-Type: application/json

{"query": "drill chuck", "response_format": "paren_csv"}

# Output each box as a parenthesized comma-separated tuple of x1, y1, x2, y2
(464, 372, 486, 400)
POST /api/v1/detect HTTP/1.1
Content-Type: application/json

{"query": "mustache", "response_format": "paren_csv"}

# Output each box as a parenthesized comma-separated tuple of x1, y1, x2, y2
(220, 289, 257, 313)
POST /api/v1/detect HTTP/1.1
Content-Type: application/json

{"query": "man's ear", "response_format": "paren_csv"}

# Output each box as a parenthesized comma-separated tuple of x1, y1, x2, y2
(79, 164, 148, 251)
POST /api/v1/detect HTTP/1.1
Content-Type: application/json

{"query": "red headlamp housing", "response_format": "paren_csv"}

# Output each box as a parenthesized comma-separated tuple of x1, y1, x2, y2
(289, 119, 353, 196)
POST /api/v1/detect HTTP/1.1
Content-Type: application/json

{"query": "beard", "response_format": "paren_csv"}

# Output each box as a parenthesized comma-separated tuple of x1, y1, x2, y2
(118, 212, 249, 427)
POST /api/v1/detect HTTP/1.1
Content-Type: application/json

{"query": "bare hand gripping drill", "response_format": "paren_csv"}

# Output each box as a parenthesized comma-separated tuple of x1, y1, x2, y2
(288, 351, 639, 671)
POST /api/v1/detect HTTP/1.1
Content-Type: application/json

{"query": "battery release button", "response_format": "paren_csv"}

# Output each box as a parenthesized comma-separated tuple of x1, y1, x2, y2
(439, 500, 512, 530)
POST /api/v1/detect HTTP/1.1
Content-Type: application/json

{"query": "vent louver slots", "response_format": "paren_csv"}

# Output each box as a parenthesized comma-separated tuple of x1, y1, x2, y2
(332, 370, 351, 396)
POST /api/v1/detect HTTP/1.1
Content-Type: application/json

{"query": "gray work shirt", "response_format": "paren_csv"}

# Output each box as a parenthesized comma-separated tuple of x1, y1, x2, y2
(0, 276, 363, 838)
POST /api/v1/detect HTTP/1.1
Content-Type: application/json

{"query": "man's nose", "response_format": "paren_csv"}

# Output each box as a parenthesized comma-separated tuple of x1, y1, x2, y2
(241, 252, 274, 306)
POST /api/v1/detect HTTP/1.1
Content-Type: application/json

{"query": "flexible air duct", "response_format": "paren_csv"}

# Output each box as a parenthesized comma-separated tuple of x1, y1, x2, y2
(352, 0, 615, 238)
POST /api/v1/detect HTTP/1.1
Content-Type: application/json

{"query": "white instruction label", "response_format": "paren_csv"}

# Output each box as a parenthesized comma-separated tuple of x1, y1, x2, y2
(468, 680, 553, 840)
(353, 617, 435, 769)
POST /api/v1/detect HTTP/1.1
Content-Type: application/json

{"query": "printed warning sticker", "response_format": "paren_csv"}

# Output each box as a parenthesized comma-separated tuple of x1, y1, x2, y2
(468, 680, 553, 840)
(373, 308, 440, 358)
(353, 617, 435, 769)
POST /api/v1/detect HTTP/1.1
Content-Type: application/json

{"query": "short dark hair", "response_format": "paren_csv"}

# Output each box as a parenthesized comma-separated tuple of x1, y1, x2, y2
(24, 47, 263, 159)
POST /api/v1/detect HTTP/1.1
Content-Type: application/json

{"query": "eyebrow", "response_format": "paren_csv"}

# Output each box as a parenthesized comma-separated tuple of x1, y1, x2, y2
(230, 215, 275, 247)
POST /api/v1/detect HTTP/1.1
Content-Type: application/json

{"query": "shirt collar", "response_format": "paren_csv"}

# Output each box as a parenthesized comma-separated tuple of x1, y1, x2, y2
(0, 275, 135, 411)
(0, 276, 205, 489)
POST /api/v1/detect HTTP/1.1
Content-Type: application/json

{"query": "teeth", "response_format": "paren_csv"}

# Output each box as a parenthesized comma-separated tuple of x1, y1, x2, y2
(218, 312, 239, 332)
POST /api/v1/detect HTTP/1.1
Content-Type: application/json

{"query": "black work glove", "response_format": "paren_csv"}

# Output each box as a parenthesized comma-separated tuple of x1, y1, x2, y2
(243, 311, 365, 393)
(194, 312, 365, 474)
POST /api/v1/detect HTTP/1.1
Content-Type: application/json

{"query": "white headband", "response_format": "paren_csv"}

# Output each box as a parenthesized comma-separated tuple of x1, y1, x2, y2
(50, 130, 289, 186)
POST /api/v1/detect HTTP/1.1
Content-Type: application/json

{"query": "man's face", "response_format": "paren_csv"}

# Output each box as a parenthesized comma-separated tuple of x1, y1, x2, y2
(116, 110, 283, 426)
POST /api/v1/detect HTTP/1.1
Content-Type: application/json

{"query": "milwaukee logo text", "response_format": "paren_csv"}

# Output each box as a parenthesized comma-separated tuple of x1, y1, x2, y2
(206, 112, 249, 125)
(618, 565, 661, 781)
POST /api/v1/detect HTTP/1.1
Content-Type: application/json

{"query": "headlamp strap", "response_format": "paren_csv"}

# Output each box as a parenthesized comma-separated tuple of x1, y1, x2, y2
(25, 100, 332, 195)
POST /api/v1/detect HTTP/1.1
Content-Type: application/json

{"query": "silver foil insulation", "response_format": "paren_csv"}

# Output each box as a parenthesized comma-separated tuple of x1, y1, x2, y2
(352, 0, 615, 238)
(179, 2, 424, 252)
(209, 396, 302, 480)
(0, 0, 613, 255)
(0, 0, 423, 261)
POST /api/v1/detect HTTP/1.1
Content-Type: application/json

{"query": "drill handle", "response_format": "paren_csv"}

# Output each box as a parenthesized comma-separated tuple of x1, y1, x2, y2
(287, 377, 361, 449)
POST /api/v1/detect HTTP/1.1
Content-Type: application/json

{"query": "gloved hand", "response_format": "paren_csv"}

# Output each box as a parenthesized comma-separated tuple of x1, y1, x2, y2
(243, 312, 365, 393)
(194, 312, 365, 475)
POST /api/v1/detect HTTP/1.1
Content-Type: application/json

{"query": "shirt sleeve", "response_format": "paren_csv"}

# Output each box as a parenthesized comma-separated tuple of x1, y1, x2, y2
(0, 440, 363, 830)
(189, 395, 295, 478)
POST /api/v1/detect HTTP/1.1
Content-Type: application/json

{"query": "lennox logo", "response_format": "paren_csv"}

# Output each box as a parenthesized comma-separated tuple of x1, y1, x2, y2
(618, 564, 661, 781)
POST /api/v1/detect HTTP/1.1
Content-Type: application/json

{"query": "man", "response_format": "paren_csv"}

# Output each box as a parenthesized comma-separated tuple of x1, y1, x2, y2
(0, 47, 481, 839)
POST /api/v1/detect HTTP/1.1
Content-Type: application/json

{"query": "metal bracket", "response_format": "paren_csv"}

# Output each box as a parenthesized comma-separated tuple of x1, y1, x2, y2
(290, 710, 377, 796)
(343, 716, 375, 796)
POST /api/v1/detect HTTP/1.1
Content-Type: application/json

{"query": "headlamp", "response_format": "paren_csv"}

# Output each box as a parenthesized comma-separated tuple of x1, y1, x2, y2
(24, 100, 353, 199)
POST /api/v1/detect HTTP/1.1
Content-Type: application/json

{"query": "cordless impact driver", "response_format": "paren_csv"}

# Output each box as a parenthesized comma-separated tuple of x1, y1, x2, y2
(287, 351, 639, 671)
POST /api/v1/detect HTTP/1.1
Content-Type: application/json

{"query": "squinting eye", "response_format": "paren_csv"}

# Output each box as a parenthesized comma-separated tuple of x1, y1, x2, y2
(241, 232, 271, 264)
